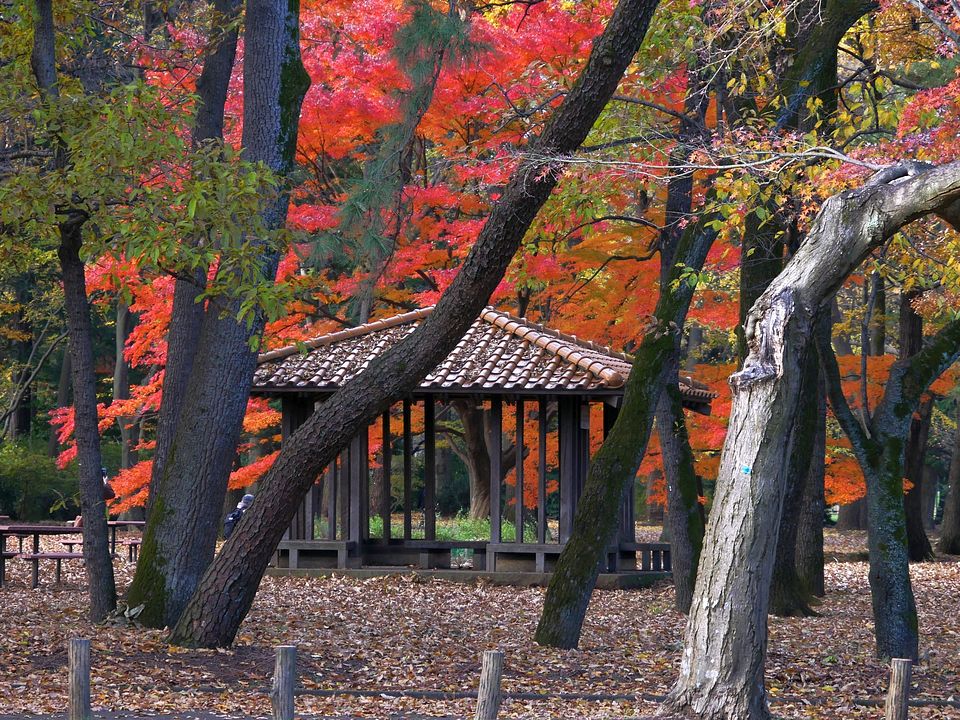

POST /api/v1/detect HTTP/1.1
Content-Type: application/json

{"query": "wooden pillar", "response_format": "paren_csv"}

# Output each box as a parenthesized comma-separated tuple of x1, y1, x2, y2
(338, 450, 349, 541)
(578, 402, 590, 498)
(281, 396, 315, 540)
(514, 398, 524, 543)
(558, 396, 579, 543)
(327, 460, 336, 540)
(490, 398, 502, 544)
(537, 397, 547, 544)
(349, 433, 364, 545)
(381, 411, 392, 541)
(424, 398, 437, 541)
(403, 399, 412, 540)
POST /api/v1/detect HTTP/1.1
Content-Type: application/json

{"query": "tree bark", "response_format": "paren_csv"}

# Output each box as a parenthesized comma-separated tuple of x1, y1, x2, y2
(769, 334, 819, 617)
(31, 0, 116, 621)
(795, 364, 826, 597)
(899, 290, 934, 561)
(129, 0, 287, 628)
(113, 301, 136, 469)
(48, 349, 71, 457)
(938, 404, 960, 554)
(664, 161, 960, 718)
(169, 0, 663, 648)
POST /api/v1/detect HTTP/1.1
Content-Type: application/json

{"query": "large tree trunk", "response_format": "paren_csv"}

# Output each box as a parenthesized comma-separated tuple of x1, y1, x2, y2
(664, 162, 960, 719)
(836, 499, 868, 530)
(449, 400, 492, 520)
(169, 0, 663, 648)
(31, 0, 116, 621)
(938, 404, 960, 554)
(113, 301, 137, 469)
(48, 349, 71, 457)
(128, 0, 289, 628)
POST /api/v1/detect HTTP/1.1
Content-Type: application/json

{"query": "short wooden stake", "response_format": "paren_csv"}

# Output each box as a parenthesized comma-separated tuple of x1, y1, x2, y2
(885, 657, 912, 720)
(474, 649, 504, 720)
(68, 638, 91, 720)
(271, 645, 297, 720)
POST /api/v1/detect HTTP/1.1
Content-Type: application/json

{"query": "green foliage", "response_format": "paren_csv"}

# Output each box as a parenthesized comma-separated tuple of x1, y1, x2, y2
(0, 441, 78, 520)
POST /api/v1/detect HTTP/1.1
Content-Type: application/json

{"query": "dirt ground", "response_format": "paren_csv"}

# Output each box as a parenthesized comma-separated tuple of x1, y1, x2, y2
(0, 529, 957, 719)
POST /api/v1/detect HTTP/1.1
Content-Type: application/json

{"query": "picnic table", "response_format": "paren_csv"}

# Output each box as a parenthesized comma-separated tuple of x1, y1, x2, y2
(108, 519, 145, 555)
(0, 523, 83, 588)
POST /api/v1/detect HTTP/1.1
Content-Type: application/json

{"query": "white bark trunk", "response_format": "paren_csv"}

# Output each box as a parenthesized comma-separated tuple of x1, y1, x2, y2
(664, 161, 960, 719)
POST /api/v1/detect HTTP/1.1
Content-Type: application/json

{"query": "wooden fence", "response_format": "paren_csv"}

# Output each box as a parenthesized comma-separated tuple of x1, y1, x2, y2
(65, 639, 919, 720)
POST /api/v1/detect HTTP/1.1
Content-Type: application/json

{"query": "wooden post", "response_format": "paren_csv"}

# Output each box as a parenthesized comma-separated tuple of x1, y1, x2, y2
(474, 649, 504, 720)
(381, 411, 392, 540)
(403, 399, 412, 540)
(326, 461, 336, 540)
(271, 645, 297, 720)
(885, 658, 912, 720)
(490, 398, 502, 544)
(537, 398, 547, 544)
(68, 638, 91, 720)
(514, 398, 524, 543)
(558, 397, 577, 543)
(424, 398, 436, 541)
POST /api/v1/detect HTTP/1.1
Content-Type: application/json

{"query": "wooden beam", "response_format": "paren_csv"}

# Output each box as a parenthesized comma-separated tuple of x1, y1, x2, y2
(490, 398, 502, 544)
(514, 398, 524, 543)
(349, 434, 363, 545)
(537, 397, 547, 544)
(281, 396, 314, 540)
(424, 398, 436, 541)
(381, 411, 392, 541)
(327, 461, 336, 540)
(403, 399, 412, 540)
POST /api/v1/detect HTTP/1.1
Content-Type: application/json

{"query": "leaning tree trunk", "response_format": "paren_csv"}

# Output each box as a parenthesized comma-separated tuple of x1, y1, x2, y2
(128, 0, 306, 628)
(169, 0, 663, 648)
(535, 215, 717, 648)
(939, 403, 960, 554)
(664, 162, 960, 719)
(31, 0, 115, 621)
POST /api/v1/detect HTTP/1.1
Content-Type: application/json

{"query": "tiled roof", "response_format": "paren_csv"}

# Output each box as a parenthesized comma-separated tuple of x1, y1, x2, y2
(254, 307, 716, 407)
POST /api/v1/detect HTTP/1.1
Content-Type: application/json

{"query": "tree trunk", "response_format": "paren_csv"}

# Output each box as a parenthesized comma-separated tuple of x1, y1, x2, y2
(665, 162, 960, 718)
(938, 404, 960, 554)
(535, 215, 717, 648)
(59, 218, 117, 621)
(113, 301, 136, 469)
(903, 396, 934, 561)
(657, 368, 704, 615)
(129, 0, 291, 629)
(169, 0, 663, 648)
(900, 291, 934, 561)
(795, 366, 826, 597)
(31, 0, 115, 621)
(836, 499, 868, 531)
(450, 400, 492, 520)
(769, 338, 819, 617)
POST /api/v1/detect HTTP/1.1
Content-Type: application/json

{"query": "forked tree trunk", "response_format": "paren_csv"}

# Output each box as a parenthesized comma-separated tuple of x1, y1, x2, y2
(170, 0, 663, 648)
(664, 162, 960, 719)
(129, 0, 306, 628)
(939, 404, 960, 555)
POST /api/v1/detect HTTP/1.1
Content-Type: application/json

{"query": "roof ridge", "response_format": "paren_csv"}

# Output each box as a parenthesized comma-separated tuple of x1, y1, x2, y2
(258, 306, 435, 363)
(479, 307, 628, 386)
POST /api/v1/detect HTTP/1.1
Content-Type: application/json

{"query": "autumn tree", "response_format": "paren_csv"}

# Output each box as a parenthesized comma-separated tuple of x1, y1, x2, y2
(169, 0, 663, 647)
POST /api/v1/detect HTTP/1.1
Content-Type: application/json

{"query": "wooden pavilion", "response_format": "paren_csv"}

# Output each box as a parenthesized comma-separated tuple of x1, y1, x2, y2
(253, 306, 714, 581)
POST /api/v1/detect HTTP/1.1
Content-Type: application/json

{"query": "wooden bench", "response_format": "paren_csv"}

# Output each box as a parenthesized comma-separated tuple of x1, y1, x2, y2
(61, 539, 83, 553)
(620, 542, 672, 572)
(405, 540, 487, 570)
(18, 552, 83, 588)
(276, 540, 358, 569)
(120, 537, 142, 561)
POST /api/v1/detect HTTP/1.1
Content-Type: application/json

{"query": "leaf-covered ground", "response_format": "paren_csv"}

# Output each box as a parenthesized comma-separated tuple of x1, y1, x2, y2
(1, 530, 958, 718)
